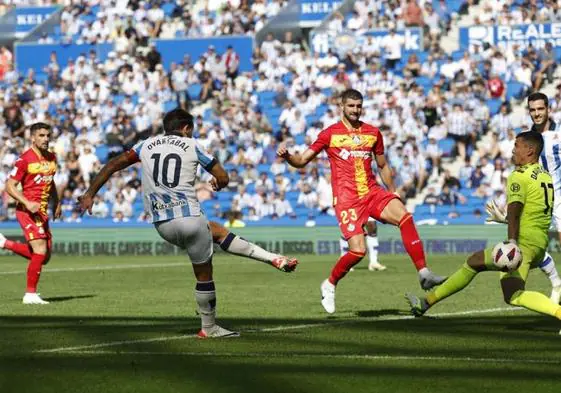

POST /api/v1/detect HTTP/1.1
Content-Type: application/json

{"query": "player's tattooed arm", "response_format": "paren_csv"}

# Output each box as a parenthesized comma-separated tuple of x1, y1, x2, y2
(506, 202, 523, 243)
(78, 151, 139, 214)
(277, 145, 318, 168)
(374, 154, 396, 193)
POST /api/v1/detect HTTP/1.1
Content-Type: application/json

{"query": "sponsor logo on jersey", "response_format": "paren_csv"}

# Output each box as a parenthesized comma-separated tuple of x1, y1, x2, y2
(27, 161, 56, 174)
(151, 199, 188, 211)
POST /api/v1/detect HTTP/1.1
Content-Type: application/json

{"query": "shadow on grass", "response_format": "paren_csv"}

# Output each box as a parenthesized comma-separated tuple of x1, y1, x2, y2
(43, 295, 97, 303)
(355, 309, 407, 318)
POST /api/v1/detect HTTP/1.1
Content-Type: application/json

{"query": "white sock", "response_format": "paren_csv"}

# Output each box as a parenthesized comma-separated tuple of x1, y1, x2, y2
(366, 235, 379, 264)
(418, 267, 430, 278)
(339, 238, 349, 256)
(220, 233, 278, 264)
(540, 253, 561, 287)
(195, 280, 216, 329)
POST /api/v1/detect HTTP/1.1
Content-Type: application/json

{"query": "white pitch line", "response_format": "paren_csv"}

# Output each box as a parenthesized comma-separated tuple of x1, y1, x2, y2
(51, 351, 561, 365)
(35, 306, 524, 354)
(0, 262, 187, 276)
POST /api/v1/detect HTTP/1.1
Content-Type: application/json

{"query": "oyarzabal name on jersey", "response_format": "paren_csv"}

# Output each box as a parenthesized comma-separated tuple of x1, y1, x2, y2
(152, 199, 188, 211)
(146, 138, 190, 153)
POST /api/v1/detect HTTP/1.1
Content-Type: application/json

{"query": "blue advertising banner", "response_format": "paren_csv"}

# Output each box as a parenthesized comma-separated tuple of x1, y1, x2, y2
(15, 43, 114, 73)
(298, 0, 342, 28)
(459, 23, 561, 51)
(310, 28, 423, 55)
(15, 6, 59, 37)
(153, 36, 254, 72)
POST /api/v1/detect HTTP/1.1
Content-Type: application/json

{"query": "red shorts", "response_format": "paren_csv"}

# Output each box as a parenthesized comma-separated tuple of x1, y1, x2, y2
(335, 185, 399, 240)
(16, 209, 52, 243)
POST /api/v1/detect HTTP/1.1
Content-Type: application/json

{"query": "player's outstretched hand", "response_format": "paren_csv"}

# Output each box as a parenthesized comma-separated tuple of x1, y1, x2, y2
(485, 200, 507, 224)
(77, 194, 94, 216)
(25, 201, 40, 214)
(276, 143, 289, 159)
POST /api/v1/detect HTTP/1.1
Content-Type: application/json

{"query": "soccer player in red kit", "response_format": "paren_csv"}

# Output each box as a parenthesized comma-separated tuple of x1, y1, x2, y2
(0, 122, 61, 304)
(277, 89, 445, 313)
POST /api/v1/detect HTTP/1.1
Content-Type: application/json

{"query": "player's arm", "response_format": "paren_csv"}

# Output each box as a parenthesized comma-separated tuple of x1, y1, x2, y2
(78, 150, 139, 214)
(278, 129, 329, 168)
(196, 142, 229, 191)
(507, 202, 523, 243)
(208, 161, 229, 191)
(5, 178, 39, 213)
(374, 154, 396, 194)
(278, 147, 319, 168)
(49, 180, 62, 219)
(506, 172, 526, 244)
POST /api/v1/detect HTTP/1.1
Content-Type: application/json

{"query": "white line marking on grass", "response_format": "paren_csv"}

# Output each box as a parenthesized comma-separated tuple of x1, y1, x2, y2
(51, 351, 561, 365)
(0, 262, 187, 276)
(35, 306, 524, 354)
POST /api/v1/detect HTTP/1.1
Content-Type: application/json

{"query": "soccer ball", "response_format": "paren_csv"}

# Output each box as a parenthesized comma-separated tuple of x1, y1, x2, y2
(491, 242, 522, 272)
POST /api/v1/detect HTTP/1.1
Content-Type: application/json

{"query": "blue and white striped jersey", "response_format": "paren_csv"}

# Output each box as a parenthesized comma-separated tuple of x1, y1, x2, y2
(533, 120, 561, 197)
(132, 134, 216, 223)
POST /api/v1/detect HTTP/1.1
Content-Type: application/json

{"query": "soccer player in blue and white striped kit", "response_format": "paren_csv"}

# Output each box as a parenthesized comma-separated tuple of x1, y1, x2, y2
(78, 109, 297, 338)
(489, 92, 561, 304)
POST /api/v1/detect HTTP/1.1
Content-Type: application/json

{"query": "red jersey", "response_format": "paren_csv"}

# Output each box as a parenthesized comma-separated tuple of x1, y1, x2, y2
(309, 120, 384, 206)
(9, 148, 57, 219)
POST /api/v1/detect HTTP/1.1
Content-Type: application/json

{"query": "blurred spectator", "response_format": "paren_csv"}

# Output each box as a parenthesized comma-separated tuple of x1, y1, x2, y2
(273, 191, 294, 217)
(112, 193, 133, 220)
(224, 211, 246, 228)
(381, 28, 404, 70)
(91, 195, 109, 218)
(297, 183, 318, 209)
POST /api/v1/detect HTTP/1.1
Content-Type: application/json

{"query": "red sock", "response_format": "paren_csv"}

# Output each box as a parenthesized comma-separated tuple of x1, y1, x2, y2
(26, 253, 47, 293)
(399, 214, 426, 271)
(4, 240, 33, 259)
(329, 251, 366, 285)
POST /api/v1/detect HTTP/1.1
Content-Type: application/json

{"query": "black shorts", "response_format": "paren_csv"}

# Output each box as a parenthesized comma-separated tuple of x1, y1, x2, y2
(449, 133, 471, 145)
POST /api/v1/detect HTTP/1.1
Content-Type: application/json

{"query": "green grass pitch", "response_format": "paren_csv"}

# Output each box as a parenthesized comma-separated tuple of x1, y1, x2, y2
(0, 253, 560, 393)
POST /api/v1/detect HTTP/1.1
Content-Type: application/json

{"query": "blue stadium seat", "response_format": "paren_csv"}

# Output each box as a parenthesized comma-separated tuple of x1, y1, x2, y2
(96, 144, 109, 164)
(486, 98, 503, 115)
(506, 81, 525, 100)
(162, 2, 176, 16)
(164, 101, 177, 112)
(188, 84, 202, 99)
(438, 137, 456, 157)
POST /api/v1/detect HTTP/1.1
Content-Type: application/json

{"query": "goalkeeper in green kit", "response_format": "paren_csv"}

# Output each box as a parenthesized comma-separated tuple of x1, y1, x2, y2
(406, 131, 561, 325)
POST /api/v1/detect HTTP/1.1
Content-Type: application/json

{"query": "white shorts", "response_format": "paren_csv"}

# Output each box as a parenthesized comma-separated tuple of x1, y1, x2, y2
(154, 215, 213, 264)
(552, 197, 561, 232)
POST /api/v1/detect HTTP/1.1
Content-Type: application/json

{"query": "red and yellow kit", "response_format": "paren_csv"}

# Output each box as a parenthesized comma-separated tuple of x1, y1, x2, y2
(309, 120, 398, 240)
(9, 148, 57, 241)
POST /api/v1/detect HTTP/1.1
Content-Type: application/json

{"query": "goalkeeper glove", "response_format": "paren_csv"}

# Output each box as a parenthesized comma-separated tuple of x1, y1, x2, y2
(485, 200, 507, 224)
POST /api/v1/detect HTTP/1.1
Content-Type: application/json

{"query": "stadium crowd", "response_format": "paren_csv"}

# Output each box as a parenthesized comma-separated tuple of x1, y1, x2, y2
(1, 0, 560, 226)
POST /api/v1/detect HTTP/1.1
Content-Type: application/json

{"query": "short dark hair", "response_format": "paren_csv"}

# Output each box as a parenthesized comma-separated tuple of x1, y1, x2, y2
(30, 122, 51, 134)
(517, 130, 544, 157)
(341, 89, 363, 103)
(527, 92, 549, 108)
(162, 108, 194, 135)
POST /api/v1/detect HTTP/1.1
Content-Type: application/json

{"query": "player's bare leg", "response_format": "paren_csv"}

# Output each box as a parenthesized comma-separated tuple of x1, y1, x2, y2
(322, 234, 367, 313)
(193, 259, 239, 338)
(209, 221, 298, 272)
(23, 239, 49, 305)
(379, 199, 446, 290)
